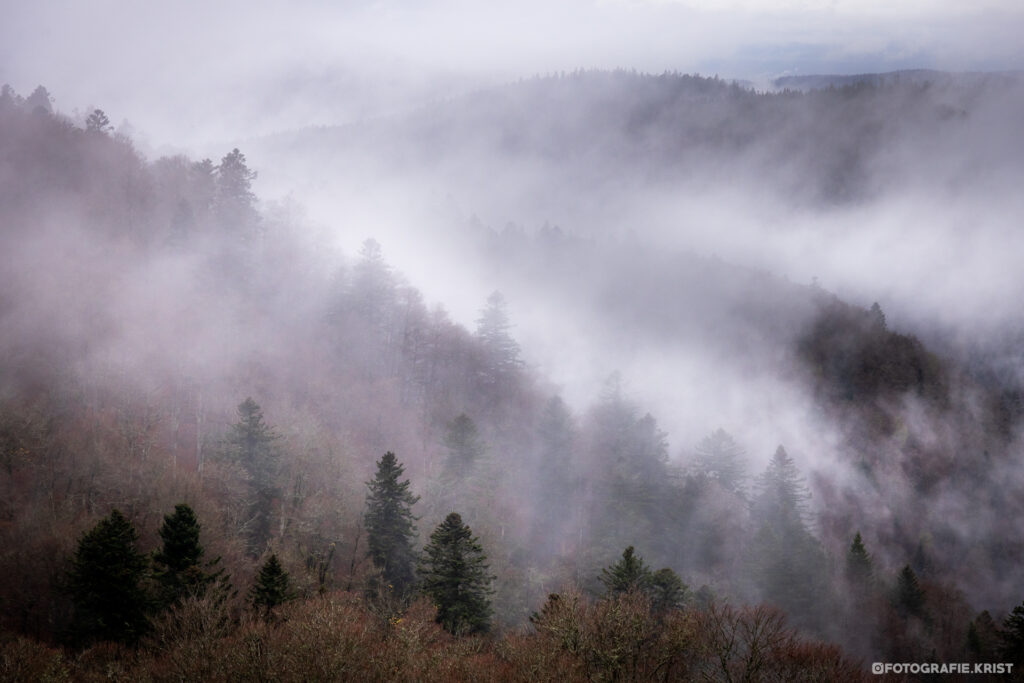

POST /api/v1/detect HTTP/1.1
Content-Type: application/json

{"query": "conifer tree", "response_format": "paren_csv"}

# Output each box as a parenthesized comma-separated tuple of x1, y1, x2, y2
(967, 611, 999, 662)
(752, 445, 811, 530)
(153, 503, 230, 609)
(365, 451, 420, 597)
(692, 428, 747, 494)
(227, 397, 279, 556)
(649, 567, 689, 612)
(845, 531, 874, 589)
(67, 509, 150, 645)
(418, 513, 494, 635)
(894, 564, 925, 618)
(999, 601, 1024, 665)
(215, 148, 258, 231)
(250, 554, 292, 615)
(748, 446, 829, 629)
(85, 109, 111, 134)
(475, 290, 522, 383)
(600, 546, 652, 595)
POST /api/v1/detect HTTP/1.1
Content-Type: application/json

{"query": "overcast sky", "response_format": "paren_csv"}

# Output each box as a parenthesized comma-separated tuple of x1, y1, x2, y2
(2, 0, 1022, 148)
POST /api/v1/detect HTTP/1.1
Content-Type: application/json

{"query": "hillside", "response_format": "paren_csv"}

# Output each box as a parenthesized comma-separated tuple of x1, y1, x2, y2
(2, 79, 1024, 677)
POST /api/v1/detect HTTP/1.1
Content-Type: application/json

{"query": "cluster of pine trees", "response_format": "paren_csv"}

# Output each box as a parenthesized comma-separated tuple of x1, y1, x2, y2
(4, 84, 1024, 679)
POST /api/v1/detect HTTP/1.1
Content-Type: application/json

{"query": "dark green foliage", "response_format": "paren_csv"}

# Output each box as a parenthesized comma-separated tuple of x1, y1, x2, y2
(649, 567, 689, 613)
(599, 547, 688, 614)
(692, 428, 747, 494)
(845, 532, 874, 589)
(250, 554, 292, 614)
(153, 503, 230, 609)
(600, 546, 651, 595)
(365, 451, 420, 597)
(418, 513, 494, 635)
(67, 509, 150, 646)
(798, 298, 947, 406)
(227, 398, 280, 556)
(999, 601, 1024, 665)
(894, 565, 925, 619)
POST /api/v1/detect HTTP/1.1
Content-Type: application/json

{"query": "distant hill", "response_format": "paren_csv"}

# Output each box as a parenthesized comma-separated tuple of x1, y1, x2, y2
(772, 68, 1022, 91)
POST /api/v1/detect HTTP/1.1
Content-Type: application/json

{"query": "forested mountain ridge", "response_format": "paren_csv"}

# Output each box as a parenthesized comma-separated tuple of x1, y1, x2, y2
(256, 68, 1024, 214)
(3, 81, 1024, 679)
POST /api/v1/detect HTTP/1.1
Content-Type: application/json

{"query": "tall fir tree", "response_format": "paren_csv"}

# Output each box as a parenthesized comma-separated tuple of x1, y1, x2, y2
(692, 428, 748, 495)
(418, 513, 494, 635)
(999, 601, 1024, 665)
(67, 509, 150, 646)
(600, 546, 652, 595)
(649, 567, 689, 613)
(845, 531, 874, 589)
(250, 554, 292, 615)
(152, 503, 230, 609)
(894, 564, 925, 619)
(365, 451, 420, 597)
(215, 148, 258, 232)
(475, 290, 522, 385)
(748, 446, 829, 630)
(752, 445, 811, 530)
(227, 397, 280, 556)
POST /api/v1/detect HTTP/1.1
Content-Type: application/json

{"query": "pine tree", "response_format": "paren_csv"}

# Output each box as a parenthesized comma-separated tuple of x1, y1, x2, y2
(649, 567, 689, 612)
(227, 397, 279, 556)
(600, 546, 652, 595)
(250, 554, 292, 615)
(967, 611, 999, 662)
(215, 148, 258, 231)
(999, 601, 1024, 665)
(894, 565, 925, 618)
(752, 445, 811, 530)
(692, 428, 747, 494)
(365, 451, 420, 597)
(748, 446, 829, 630)
(845, 531, 874, 589)
(418, 513, 494, 635)
(67, 509, 150, 645)
(85, 109, 111, 134)
(153, 503, 230, 609)
(475, 291, 522, 385)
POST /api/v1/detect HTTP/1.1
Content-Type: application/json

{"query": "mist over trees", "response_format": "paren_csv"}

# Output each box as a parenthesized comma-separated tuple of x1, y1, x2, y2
(2, 72, 1024, 679)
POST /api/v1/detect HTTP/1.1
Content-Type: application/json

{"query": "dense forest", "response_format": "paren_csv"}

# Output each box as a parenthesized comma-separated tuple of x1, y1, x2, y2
(2, 76, 1024, 681)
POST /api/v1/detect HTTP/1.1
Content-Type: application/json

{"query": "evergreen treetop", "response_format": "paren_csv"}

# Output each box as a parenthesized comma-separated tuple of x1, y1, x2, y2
(365, 451, 420, 597)
(752, 445, 812, 532)
(845, 531, 874, 588)
(418, 512, 494, 635)
(692, 428, 747, 494)
(600, 546, 652, 595)
(1000, 601, 1024, 665)
(67, 509, 150, 645)
(250, 553, 292, 615)
(153, 503, 229, 609)
(894, 564, 925, 618)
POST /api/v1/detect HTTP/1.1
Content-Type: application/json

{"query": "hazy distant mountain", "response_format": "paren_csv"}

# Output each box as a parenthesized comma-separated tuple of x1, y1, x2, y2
(772, 68, 1022, 92)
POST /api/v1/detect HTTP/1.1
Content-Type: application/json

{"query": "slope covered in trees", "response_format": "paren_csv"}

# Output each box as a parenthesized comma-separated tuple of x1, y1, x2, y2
(3, 82, 1024, 679)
